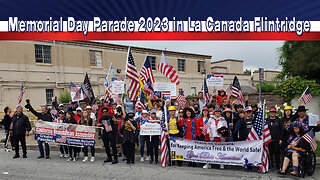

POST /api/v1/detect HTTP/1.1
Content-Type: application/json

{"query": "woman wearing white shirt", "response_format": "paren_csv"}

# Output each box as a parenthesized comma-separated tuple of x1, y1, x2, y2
(204, 108, 228, 169)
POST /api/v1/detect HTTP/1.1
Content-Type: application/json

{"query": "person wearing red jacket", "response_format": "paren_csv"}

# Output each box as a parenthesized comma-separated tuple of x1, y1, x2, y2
(97, 100, 114, 124)
(212, 89, 228, 106)
(178, 107, 197, 167)
(196, 107, 210, 141)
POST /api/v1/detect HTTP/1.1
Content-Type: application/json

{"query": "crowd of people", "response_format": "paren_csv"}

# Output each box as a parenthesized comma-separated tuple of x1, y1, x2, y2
(1, 89, 320, 176)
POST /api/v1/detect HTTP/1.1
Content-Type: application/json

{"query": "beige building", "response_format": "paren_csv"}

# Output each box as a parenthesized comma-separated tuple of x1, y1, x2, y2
(252, 70, 281, 83)
(0, 41, 212, 110)
(210, 59, 251, 90)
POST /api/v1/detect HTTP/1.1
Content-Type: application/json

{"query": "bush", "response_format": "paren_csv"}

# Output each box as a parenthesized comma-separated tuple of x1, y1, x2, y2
(256, 82, 276, 92)
(273, 76, 320, 102)
(58, 89, 71, 103)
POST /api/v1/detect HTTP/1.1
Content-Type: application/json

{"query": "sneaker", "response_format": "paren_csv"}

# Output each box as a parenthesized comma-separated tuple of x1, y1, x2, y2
(64, 154, 69, 158)
(140, 157, 144, 162)
(82, 156, 88, 162)
(22, 154, 27, 158)
(60, 154, 64, 158)
(73, 158, 76, 162)
(67, 158, 72, 162)
(45, 156, 50, 159)
(112, 159, 118, 164)
(146, 156, 150, 161)
(220, 164, 224, 169)
(104, 158, 112, 163)
(90, 157, 95, 163)
(13, 154, 20, 158)
(37, 156, 44, 159)
(203, 163, 210, 169)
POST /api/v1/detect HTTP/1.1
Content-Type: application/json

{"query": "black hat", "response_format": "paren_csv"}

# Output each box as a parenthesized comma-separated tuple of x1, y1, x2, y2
(251, 104, 258, 108)
(297, 106, 308, 112)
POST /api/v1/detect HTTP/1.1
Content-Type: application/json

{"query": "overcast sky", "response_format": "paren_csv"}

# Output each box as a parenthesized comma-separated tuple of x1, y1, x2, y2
(105, 41, 284, 72)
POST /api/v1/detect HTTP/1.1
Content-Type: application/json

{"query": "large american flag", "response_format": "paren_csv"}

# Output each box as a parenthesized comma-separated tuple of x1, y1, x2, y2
(17, 84, 25, 106)
(231, 76, 245, 107)
(125, 48, 141, 101)
(302, 130, 317, 151)
(246, 104, 271, 173)
(160, 106, 169, 167)
(158, 52, 180, 85)
(140, 57, 155, 85)
(300, 87, 314, 104)
(143, 79, 156, 100)
(176, 89, 187, 108)
(202, 77, 210, 102)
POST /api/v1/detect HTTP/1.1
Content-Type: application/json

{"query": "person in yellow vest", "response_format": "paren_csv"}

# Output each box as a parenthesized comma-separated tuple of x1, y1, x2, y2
(167, 106, 183, 166)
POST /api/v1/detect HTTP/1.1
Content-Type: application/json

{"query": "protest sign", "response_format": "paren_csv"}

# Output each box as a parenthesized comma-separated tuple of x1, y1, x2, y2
(111, 80, 125, 94)
(35, 121, 96, 147)
(154, 82, 176, 97)
(170, 137, 263, 166)
(309, 114, 319, 126)
(140, 122, 161, 136)
(207, 74, 224, 87)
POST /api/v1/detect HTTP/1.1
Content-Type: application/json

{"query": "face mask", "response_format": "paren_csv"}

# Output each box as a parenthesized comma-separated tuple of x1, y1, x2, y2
(194, 107, 199, 111)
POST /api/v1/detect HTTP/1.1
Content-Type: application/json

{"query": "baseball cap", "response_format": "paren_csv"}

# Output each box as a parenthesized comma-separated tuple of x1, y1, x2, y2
(76, 107, 82, 111)
(269, 107, 277, 112)
(150, 109, 157, 114)
(245, 106, 253, 112)
(85, 106, 92, 110)
(58, 104, 64, 107)
(142, 110, 148, 114)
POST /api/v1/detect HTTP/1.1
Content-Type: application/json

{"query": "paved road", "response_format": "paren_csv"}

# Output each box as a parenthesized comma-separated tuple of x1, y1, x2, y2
(0, 149, 319, 180)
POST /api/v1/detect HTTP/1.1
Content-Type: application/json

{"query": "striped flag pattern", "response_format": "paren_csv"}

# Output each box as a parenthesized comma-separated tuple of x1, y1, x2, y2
(176, 89, 187, 108)
(126, 48, 141, 101)
(231, 76, 245, 107)
(226, 85, 233, 98)
(140, 57, 155, 85)
(246, 104, 271, 173)
(202, 77, 210, 102)
(202, 119, 211, 136)
(158, 52, 180, 85)
(160, 107, 168, 167)
(300, 87, 314, 104)
(302, 130, 317, 151)
(17, 84, 25, 106)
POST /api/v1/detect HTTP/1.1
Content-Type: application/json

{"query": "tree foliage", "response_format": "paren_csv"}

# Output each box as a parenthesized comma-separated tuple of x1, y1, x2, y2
(278, 41, 320, 82)
(58, 89, 71, 103)
(256, 82, 276, 92)
(273, 76, 320, 103)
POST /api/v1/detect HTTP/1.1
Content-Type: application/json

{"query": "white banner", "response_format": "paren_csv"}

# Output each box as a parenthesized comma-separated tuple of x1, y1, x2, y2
(111, 80, 125, 94)
(153, 82, 176, 97)
(170, 138, 263, 166)
(140, 122, 161, 136)
(207, 74, 224, 87)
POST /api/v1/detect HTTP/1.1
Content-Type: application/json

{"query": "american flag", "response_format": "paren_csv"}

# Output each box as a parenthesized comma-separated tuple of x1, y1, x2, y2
(69, 82, 83, 101)
(144, 79, 156, 100)
(231, 76, 245, 107)
(226, 85, 232, 98)
(209, 88, 217, 103)
(158, 52, 180, 85)
(246, 104, 271, 173)
(176, 89, 187, 108)
(300, 87, 314, 104)
(125, 48, 141, 101)
(160, 106, 169, 167)
(104, 63, 114, 87)
(202, 119, 211, 136)
(140, 57, 155, 85)
(162, 91, 171, 99)
(17, 84, 25, 106)
(302, 130, 317, 151)
(135, 91, 146, 110)
(250, 83, 258, 92)
(202, 77, 210, 102)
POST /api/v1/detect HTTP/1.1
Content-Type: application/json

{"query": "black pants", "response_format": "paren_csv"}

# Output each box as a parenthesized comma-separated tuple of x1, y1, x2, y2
(4, 130, 12, 148)
(149, 136, 159, 162)
(12, 135, 27, 155)
(102, 134, 117, 160)
(124, 141, 135, 163)
(83, 146, 95, 157)
(68, 146, 79, 158)
(59, 145, 68, 154)
(269, 140, 281, 170)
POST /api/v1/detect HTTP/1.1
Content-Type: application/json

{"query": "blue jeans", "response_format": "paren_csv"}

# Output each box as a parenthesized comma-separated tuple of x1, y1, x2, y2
(140, 136, 150, 157)
(38, 140, 50, 157)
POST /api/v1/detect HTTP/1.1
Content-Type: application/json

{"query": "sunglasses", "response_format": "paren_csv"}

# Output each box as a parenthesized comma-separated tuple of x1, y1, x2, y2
(103, 111, 108, 113)
(293, 126, 299, 128)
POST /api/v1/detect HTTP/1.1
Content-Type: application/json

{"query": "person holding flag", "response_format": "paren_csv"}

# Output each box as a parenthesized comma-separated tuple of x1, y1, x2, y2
(279, 121, 309, 176)
(195, 107, 210, 141)
(294, 106, 320, 132)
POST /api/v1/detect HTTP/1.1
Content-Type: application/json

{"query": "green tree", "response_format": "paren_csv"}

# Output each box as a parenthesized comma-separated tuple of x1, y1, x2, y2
(278, 41, 320, 82)
(58, 89, 71, 103)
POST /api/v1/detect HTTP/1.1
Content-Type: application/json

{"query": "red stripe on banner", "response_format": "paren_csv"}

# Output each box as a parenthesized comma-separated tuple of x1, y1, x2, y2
(0, 32, 320, 40)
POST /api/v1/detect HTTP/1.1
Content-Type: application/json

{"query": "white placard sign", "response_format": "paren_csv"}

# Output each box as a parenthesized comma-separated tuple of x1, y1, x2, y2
(153, 82, 176, 97)
(140, 122, 161, 136)
(309, 114, 319, 127)
(111, 81, 124, 94)
(207, 74, 224, 87)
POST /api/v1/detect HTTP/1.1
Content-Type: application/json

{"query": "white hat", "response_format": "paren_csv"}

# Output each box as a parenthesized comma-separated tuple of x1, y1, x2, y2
(142, 110, 148, 114)
(58, 104, 64, 107)
(85, 106, 92, 110)
(76, 107, 82, 111)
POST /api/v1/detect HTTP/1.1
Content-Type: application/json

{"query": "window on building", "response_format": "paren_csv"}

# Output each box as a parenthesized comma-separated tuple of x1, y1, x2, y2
(197, 61, 205, 72)
(89, 50, 102, 67)
(178, 59, 185, 72)
(147, 56, 156, 70)
(191, 87, 196, 95)
(46, 89, 54, 105)
(35, 44, 52, 64)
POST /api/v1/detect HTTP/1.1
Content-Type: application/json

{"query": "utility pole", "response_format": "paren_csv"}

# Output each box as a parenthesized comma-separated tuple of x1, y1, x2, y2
(259, 68, 264, 103)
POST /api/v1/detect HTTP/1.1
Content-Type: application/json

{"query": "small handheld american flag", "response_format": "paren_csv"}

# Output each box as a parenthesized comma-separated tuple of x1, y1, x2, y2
(302, 130, 317, 151)
(299, 87, 314, 104)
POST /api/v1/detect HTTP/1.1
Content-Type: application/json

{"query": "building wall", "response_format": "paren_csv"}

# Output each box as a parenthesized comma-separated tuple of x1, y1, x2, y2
(211, 60, 243, 74)
(252, 70, 280, 82)
(0, 41, 211, 110)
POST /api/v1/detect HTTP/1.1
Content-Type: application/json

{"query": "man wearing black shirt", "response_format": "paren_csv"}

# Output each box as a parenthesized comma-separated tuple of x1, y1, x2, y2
(98, 107, 118, 164)
(9, 106, 31, 158)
